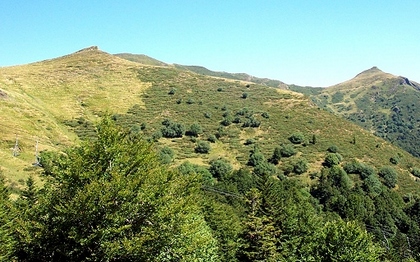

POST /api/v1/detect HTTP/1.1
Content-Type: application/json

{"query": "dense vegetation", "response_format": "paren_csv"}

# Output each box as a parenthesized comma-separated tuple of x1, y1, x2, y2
(1, 119, 419, 261)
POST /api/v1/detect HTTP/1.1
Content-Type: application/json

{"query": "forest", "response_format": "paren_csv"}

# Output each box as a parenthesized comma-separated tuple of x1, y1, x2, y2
(1, 118, 419, 261)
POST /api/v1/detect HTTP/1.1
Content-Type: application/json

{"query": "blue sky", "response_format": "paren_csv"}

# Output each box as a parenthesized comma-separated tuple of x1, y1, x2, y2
(1, 1, 419, 86)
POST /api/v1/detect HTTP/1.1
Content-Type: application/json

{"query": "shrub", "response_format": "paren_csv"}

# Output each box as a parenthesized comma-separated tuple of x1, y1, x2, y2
(217, 87, 223, 92)
(209, 158, 232, 179)
(270, 146, 282, 164)
(247, 147, 265, 167)
(161, 120, 185, 138)
(186, 98, 195, 104)
(363, 175, 382, 197)
(242, 117, 260, 128)
(159, 146, 174, 164)
(293, 158, 309, 174)
(280, 144, 296, 157)
(327, 145, 339, 153)
(324, 153, 341, 167)
(390, 156, 400, 165)
(151, 130, 162, 141)
(289, 132, 305, 144)
(207, 134, 217, 143)
(187, 123, 203, 137)
(242, 92, 248, 99)
(204, 112, 211, 118)
(379, 166, 398, 188)
(195, 141, 211, 154)
(261, 112, 269, 119)
(168, 88, 176, 95)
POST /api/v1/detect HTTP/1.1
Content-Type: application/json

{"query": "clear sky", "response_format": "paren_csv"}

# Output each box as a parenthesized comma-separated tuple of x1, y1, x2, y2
(1, 1, 419, 87)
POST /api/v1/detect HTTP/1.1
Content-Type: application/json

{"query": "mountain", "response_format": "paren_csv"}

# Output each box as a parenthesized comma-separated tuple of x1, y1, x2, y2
(300, 66, 420, 157)
(115, 53, 288, 88)
(1, 47, 420, 198)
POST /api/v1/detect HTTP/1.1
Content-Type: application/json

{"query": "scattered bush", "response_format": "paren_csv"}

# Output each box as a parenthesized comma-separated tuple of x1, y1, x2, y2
(242, 92, 248, 99)
(327, 145, 339, 153)
(207, 134, 217, 143)
(161, 120, 185, 138)
(204, 112, 211, 118)
(247, 147, 266, 167)
(293, 158, 309, 174)
(289, 132, 305, 144)
(242, 117, 260, 128)
(195, 141, 211, 154)
(159, 146, 174, 164)
(261, 112, 269, 119)
(168, 88, 176, 95)
(390, 155, 400, 165)
(280, 144, 296, 157)
(324, 153, 341, 167)
(187, 123, 203, 137)
(244, 139, 255, 145)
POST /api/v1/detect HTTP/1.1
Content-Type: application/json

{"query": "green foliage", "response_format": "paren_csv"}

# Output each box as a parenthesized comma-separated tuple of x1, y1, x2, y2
(288, 132, 305, 144)
(293, 158, 309, 175)
(363, 174, 383, 197)
(379, 166, 398, 188)
(279, 144, 296, 157)
(324, 153, 341, 167)
(187, 123, 203, 137)
(168, 87, 176, 95)
(327, 144, 339, 153)
(207, 134, 217, 143)
(319, 220, 382, 261)
(241, 92, 248, 99)
(0, 175, 16, 262)
(195, 140, 211, 154)
(270, 146, 282, 164)
(261, 112, 269, 119)
(242, 117, 260, 128)
(209, 158, 233, 180)
(161, 119, 185, 138)
(158, 146, 174, 164)
(247, 147, 266, 167)
(390, 155, 400, 165)
(15, 118, 219, 261)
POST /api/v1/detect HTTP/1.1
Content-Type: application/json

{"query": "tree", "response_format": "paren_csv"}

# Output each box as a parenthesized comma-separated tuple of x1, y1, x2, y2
(0, 174, 16, 261)
(279, 144, 296, 157)
(319, 220, 383, 261)
(161, 119, 185, 138)
(187, 123, 203, 137)
(247, 147, 266, 167)
(16, 118, 219, 261)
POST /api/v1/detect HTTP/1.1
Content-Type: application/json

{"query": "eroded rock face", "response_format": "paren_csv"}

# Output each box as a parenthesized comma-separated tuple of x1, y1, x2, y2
(0, 89, 7, 99)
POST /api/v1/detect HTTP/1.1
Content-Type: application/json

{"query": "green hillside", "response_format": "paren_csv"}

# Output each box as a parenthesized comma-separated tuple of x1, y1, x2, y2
(298, 67, 420, 158)
(2, 48, 420, 260)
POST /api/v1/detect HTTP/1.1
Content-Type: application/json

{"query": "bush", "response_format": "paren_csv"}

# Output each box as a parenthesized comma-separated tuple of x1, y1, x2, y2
(327, 145, 339, 153)
(242, 92, 248, 99)
(280, 144, 296, 157)
(379, 166, 398, 188)
(293, 158, 309, 174)
(204, 112, 211, 118)
(207, 134, 217, 143)
(161, 120, 185, 138)
(195, 141, 211, 154)
(242, 117, 260, 128)
(209, 158, 232, 179)
(390, 155, 400, 165)
(289, 132, 305, 144)
(168, 88, 176, 95)
(187, 123, 203, 137)
(261, 112, 269, 119)
(363, 175, 382, 197)
(270, 146, 282, 164)
(247, 148, 266, 167)
(324, 153, 341, 167)
(159, 146, 174, 164)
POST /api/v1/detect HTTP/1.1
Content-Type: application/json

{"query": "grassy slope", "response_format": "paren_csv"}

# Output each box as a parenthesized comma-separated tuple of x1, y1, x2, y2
(1, 50, 419, 195)
(0, 47, 150, 186)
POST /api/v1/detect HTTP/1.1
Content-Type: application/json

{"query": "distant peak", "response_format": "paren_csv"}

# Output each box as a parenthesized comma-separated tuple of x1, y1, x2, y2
(354, 66, 385, 78)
